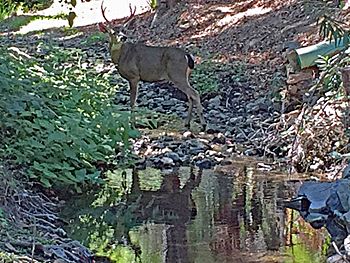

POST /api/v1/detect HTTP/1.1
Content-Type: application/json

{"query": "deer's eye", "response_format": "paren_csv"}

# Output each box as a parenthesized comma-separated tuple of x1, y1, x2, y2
(120, 36, 127, 42)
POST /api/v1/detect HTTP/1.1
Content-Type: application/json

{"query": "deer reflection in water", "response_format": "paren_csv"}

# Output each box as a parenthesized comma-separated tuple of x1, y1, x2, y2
(120, 167, 202, 262)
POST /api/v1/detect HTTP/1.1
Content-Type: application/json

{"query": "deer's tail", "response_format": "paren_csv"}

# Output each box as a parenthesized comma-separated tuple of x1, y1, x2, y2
(185, 54, 195, 69)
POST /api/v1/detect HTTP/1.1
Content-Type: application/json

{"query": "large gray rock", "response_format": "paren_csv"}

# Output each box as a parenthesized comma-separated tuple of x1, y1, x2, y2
(195, 158, 214, 169)
(208, 96, 221, 108)
(165, 152, 181, 163)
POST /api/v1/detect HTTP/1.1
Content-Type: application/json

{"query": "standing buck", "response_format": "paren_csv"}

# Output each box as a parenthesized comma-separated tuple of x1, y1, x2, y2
(98, 2, 206, 130)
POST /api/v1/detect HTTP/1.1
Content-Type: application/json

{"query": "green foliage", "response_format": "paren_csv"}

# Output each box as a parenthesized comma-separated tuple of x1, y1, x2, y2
(0, 0, 53, 20)
(192, 59, 246, 94)
(20, 0, 53, 12)
(315, 15, 350, 94)
(318, 15, 345, 46)
(0, 45, 139, 188)
(0, 13, 69, 33)
(0, 252, 17, 263)
(0, 0, 17, 21)
(147, 0, 158, 10)
(192, 59, 220, 94)
(0, 208, 8, 229)
(0, 15, 37, 31)
(82, 32, 108, 45)
(316, 54, 349, 93)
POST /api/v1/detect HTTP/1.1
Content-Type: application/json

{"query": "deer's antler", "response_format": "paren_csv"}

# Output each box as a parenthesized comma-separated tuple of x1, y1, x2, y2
(101, 0, 111, 25)
(123, 4, 136, 28)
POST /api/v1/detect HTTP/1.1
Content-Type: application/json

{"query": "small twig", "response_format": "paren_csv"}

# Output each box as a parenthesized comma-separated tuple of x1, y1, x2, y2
(332, 241, 350, 263)
(31, 218, 36, 263)
(288, 104, 307, 173)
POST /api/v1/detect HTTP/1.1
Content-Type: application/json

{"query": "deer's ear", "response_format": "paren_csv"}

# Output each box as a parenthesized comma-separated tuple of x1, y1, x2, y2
(98, 23, 107, 33)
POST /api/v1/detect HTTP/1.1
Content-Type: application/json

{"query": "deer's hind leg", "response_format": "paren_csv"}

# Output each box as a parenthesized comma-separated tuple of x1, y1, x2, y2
(185, 97, 193, 129)
(190, 88, 206, 130)
(172, 80, 206, 130)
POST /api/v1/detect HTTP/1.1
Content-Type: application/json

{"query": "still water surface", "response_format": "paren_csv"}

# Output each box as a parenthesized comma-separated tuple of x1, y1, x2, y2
(62, 164, 329, 263)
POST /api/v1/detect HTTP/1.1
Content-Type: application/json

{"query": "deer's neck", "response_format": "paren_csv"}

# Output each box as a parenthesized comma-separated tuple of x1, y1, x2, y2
(110, 42, 124, 65)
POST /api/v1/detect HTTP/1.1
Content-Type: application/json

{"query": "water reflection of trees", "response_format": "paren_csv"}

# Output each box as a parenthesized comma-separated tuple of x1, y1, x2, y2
(189, 168, 321, 262)
(63, 166, 327, 263)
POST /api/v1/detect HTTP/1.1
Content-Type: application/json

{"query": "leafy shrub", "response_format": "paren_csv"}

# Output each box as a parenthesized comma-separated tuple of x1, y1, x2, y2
(191, 59, 220, 94)
(0, 45, 139, 188)
(0, 0, 17, 20)
(191, 59, 246, 94)
(147, 0, 158, 10)
(81, 32, 107, 45)
(0, 0, 54, 20)
(314, 15, 349, 94)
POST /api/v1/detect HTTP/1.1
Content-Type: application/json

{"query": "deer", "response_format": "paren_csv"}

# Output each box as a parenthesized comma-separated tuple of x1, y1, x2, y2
(98, 2, 206, 131)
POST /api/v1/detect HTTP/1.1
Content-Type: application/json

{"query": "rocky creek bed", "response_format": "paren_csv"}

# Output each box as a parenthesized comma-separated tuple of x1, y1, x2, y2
(117, 81, 282, 170)
(0, 31, 286, 173)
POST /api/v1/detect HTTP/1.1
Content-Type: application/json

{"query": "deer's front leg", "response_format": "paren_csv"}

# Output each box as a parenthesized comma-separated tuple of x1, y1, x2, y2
(129, 79, 139, 125)
(129, 79, 139, 109)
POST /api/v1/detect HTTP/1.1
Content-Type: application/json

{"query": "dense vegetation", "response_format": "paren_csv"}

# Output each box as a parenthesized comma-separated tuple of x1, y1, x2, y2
(0, 44, 139, 189)
(0, 0, 53, 20)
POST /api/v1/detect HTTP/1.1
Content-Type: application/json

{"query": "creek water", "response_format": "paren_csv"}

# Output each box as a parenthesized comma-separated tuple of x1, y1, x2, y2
(61, 163, 329, 263)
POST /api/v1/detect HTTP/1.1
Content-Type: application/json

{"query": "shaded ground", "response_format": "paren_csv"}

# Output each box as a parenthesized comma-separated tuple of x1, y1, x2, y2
(0, 165, 94, 263)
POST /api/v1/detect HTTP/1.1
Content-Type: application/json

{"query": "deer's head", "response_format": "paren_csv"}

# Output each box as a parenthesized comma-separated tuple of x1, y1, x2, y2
(98, 2, 136, 52)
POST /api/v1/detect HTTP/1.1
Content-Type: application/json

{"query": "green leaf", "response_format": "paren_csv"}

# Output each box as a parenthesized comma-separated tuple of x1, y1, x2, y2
(20, 111, 33, 117)
(33, 161, 44, 171)
(86, 170, 101, 181)
(75, 169, 86, 182)
(128, 129, 141, 138)
(99, 144, 113, 152)
(64, 171, 79, 183)
(43, 170, 58, 179)
(29, 138, 45, 149)
(40, 177, 52, 187)
(63, 148, 77, 159)
(48, 131, 66, 142)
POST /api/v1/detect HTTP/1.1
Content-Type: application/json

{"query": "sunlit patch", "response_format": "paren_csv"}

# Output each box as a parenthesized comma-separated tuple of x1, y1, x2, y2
(216, 6, 272, 27)
(8, 0, 150, 35)
(17, 19, 67, 34)
(214, 6, 236, 13)
(191, 6, 273, 40)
